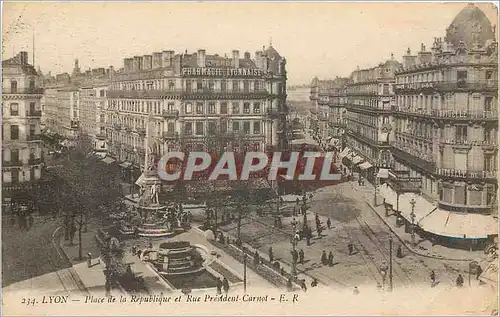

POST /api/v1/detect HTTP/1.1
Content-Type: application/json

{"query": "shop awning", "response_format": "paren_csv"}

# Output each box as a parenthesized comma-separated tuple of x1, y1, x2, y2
(396, 192, 418, 220)
(338, 148, 351, 159)
(352, 156, 364, 165)
(101, 157, 116, 165)
(359, 162, 373, 170)
(377, 168, 389, 179)
(419, 210, 498, 239)
(398, 195, 436, 223)
(379, 183, 398, 207)
(119, 161, 133, 169)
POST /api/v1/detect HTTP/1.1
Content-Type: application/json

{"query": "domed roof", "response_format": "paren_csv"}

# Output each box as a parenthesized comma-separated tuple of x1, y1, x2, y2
(445, 4, 495, 47)
(264, 45, 281, 59)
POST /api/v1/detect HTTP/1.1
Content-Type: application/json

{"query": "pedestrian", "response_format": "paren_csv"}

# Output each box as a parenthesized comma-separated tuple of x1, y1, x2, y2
(321, 250, 328, 265)
(348, 243, 354, 255)
(456, 274, 464, 287)
(328, 251, 334, 267)
(216, 278, 223, 294)
(299, 249, 304, 264)
(327, 218, 332, 229)
(317, 225, 322, 237)
(222, 277, 229, 294)
(137, 249, 142, 259)
(476, 265, 483, 280)
(253, 251, 260, 265)
(430, 270, 436, 285)
(353, 286, 359, 295)
(396, 245, 403, 258)
(131, 245, 137, 255)
(311, 278, 318, 287)
(292, 250, 298, 264)
(268, 246, 274, 263)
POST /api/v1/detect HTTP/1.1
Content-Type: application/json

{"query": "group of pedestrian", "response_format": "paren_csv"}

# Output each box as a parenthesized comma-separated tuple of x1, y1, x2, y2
(291, 249, 305, 264)
(216, 277, 230, 294)
(320, 250, 335, 267)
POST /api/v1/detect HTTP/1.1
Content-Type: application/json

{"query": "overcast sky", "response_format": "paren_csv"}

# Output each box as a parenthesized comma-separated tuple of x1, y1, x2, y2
(2, 2, 497, 85)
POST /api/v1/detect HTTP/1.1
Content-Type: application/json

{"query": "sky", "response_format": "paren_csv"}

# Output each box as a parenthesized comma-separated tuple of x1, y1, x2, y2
(2, 2, 498, 85)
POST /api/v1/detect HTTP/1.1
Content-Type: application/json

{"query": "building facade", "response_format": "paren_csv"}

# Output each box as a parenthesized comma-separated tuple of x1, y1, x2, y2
(80, 82, 109, 153)
(42, 86, 81, 139)
(341, 57, 402, 181)
(2, 51, 44, 200)
(106, 46, 288, 170)
(309, 78, 335, 140)
(391, 4, 498, 219)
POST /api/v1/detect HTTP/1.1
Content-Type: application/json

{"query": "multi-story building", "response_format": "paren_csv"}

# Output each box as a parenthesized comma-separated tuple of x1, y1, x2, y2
(387, 4, 498, 244)
(339, 56, 402, 181)
(43, 86, 81, 139)
(309, 77, 336, 140)
(80, 80, 110, 154)
(2, 51, 44, 204)
(327, 77, 351, 148)
(106, 45, 288, 171)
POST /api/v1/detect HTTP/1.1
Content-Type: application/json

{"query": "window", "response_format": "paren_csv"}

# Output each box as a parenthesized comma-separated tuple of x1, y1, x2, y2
(29, 79, 35, 90)
(455, 125, 467, 142)
(10, 103, 19, 116)
(243, 103, 250, 114)
(195, 122, 204, 135)
(221, 81, 227, 92)
(243, 122, 250, 134)
(220, 102, 228, 114)
(243, 81, 250, 93)
(220, 121, 227, 133)
(484, 128, 492, 143)
(184, 122, 193, 135)
(196, 81, 203, 91)
(486, 70, 493, 80)
(10, 125, 19, 140)
(232, 102, 240, 114)
(232, 81, 239, 92)
(253, 102, 261, 113)
(11, 149, 19, 162)
(185, 103, 193, 114)
(168, 81, 175, 91)
(167, 122, 175, 132)
(485, 97, 493, 112)
(208, 121, 217, 134)
(196, 102, 204, 114)
(167, 102, 174, 111)
(454, 185, 466, 205)
(484, 154, 494, 172)
(254, 81, 260, 91)
(208, 81, 215, 91)
(10, 80, 17, 93)
(29, 124, 36, 136)
(382, 84, 389, 95)
(100, 90, 105, 97)
(457, 71, 467, 81)
(208, 102, 216, 114)
(253, 122, 261, 134)
(232, 121, 240, 132)
(185, 81, 192, 93)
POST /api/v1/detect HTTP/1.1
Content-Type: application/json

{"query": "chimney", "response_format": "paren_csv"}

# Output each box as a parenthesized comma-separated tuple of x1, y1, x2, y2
(403, 48, 417, 68)
(255, 51, 262, 69)
(133, 56, 141, 71)
(143, 55, 152, 70)
(197, 49, 206, 68)
(19, 51, 29, 64)
(108, 66, 115, 78)
(124, 58, 133, 72)
(162, 50, 174, 67)
(232, 50, 240, 68)
(152, 52, 162, 68)
(244, 52, 250, 60)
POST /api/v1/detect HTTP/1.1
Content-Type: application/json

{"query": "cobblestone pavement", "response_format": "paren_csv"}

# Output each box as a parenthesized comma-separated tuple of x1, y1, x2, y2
(217, 181, 494, 293)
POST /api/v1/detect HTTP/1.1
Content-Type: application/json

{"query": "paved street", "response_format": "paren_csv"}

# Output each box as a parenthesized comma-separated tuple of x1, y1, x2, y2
(217, 181, 488, 292)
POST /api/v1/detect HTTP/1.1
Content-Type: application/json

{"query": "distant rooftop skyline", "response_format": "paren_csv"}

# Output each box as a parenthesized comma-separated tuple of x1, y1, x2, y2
(2, 2, 497, 85)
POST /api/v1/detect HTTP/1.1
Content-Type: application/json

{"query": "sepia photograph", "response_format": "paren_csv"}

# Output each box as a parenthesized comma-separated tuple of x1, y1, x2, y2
(1, 1, 499, 316)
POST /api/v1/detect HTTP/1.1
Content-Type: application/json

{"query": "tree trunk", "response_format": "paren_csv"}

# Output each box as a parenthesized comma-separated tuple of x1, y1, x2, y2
(69, 216, 75, 245)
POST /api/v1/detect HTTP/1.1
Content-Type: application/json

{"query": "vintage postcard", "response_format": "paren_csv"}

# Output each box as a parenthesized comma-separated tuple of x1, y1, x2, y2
(1, 1, 498, 316)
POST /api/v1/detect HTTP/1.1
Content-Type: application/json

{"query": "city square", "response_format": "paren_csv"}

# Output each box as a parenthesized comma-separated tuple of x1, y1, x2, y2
(1, 2, 498, 315)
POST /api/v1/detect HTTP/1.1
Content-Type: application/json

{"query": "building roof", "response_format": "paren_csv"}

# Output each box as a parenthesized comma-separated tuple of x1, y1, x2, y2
(2, 55, 38, 76)
(181, 53, 258, 69)
(445, 4, 495, 47)
(263, 45, 281, 60)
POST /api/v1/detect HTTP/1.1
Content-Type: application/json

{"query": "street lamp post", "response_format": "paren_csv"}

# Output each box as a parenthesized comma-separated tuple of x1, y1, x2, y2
(243, 253, 247, 293)
(373, 171, 379, 206)
(389, 237, 393, 292)
(410, 198, 416, 247)
(291, 218, 298, 279)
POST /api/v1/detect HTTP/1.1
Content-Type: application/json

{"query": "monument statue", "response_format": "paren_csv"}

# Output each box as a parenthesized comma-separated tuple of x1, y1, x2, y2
(150, 182, 160, 205)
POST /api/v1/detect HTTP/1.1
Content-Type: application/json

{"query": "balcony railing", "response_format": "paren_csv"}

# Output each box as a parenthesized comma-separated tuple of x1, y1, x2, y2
(162, 131, 179, 139)
(436, 168, 497, 180)
(2, 87, 44, 95)
(113, 124, 122, 130)
(107, 88, 271, 99)
(26, 110, 42, 117)
(392, 107, 498, 120)
(26, 134, 42, 141)
(162, 109, 179, 118)
(2, 160, 23, 167)
(394, 80, 498, 92)
(344, 103, 392, 112)
(28, 158, 42, 165)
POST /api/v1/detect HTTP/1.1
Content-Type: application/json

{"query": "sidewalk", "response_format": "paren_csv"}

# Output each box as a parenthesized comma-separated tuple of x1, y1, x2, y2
(342, 181, 483, 262)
